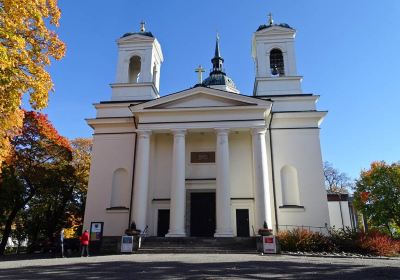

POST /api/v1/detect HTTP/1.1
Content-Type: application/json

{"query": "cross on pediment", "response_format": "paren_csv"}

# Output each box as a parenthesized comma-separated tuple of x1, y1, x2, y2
(194, 65, 205, 84)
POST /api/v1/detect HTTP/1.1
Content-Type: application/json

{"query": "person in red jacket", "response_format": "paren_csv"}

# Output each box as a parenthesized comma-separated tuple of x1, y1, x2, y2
(80, 230, 90, 257)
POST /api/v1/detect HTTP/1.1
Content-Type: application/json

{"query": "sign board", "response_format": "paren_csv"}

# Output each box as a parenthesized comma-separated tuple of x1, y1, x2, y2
(263, 236, 277, 254)
(90, 222, 103, 242)
(121, 235, 134, 253)
(190, 152, 215, 163)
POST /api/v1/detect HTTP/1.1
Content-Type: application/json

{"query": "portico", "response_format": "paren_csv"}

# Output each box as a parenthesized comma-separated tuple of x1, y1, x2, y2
(129, 87, 273, 237)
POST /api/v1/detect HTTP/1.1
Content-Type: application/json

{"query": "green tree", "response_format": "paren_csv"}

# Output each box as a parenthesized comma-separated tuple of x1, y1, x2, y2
(354, 161, 400, 236)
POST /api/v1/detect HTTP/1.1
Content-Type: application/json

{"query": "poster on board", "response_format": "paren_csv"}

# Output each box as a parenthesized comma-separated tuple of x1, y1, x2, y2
(90, 222, 104, 241)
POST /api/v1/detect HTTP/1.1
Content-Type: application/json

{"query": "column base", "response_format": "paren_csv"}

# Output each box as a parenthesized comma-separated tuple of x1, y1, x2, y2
(214, 231, 234, 237)
(165, 232, 187, 237)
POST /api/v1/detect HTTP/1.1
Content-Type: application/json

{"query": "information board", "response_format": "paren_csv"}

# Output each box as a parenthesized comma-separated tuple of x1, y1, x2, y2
(90, 222, 103, 242)
(263, 236, 277, 254)
(121, 235, 134, 253)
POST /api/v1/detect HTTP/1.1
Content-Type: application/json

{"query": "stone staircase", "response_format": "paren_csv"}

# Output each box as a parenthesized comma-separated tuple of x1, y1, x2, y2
(138, 237, 257, 254)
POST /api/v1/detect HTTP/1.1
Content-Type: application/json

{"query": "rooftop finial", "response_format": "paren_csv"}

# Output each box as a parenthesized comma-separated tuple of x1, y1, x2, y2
(215, 32, 221, 58)
(268, 12, 273, 26)
(140, 21, 146, 32)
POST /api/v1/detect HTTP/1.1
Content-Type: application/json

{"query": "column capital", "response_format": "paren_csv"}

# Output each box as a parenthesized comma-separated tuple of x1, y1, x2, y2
(251, 127, 267, 136)
(215, 128, 230, 135)
(136, 129, 152, 138)
(171, 129, 187, 136)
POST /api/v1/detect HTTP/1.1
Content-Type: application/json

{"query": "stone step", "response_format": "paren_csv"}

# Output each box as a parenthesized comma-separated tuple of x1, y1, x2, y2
(138, 247, 256, 254)
(139, 237, 257, 253)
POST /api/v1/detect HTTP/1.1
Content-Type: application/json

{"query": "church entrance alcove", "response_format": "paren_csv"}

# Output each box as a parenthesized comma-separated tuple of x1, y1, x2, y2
(190, 192, 216, 237)
(157, 209, 170, 237)
(236, 209, 250, 237)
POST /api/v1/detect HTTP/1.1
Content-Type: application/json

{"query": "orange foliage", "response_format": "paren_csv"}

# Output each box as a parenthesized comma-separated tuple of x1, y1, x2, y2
(359, 191, 369, 203)
(0, 0, 66, 168)
(360, 231, 400, 257)
(23, 111, 71, 151)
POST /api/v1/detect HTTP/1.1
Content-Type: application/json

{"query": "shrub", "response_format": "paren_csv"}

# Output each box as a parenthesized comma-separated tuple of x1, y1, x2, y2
(277, 227, 400, 257)
(277, 228, 333, 252)
(360, 231, 400, 257)
(327, 226, 363, 253)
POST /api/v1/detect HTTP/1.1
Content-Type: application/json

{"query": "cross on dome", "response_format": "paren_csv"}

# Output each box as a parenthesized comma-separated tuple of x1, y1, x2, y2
(140, 21, 146, 32)
(268, 13, 273, 26)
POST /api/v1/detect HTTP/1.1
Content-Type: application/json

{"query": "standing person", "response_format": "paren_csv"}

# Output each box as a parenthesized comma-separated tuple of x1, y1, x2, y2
(80, 230, 90, 257)
(60, 228, 65, 258)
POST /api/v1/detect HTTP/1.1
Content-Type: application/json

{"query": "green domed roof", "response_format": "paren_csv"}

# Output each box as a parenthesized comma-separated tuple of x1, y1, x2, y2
(256, 23, 293, 32)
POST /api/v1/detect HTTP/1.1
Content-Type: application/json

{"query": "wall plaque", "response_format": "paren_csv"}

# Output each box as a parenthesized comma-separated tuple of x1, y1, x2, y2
(190, 152, 215, 163)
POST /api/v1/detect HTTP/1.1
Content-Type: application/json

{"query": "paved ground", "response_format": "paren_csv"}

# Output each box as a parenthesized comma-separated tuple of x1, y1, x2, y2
(0, 253, 399, 279)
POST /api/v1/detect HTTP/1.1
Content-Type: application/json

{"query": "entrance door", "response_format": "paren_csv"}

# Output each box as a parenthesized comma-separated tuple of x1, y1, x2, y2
(190, 193, 216, 237)
(157, 209, 170, 237)
(236, 209, 250, 237)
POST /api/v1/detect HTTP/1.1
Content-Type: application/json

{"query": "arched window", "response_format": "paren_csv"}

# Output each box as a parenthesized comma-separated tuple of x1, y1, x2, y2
(269, 49, 285, 76)
(129, 55, 141, 83)
(280, 165, 300, 205)
(110, 168, 129, 208)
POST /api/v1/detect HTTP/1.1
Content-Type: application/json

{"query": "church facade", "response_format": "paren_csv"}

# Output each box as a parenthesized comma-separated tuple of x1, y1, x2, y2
(83, 18, 330, 239)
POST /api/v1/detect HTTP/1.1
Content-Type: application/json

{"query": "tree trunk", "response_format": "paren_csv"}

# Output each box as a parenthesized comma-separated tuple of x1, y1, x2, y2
(0, 208, 19, 255)
(0, 191, 34, 255)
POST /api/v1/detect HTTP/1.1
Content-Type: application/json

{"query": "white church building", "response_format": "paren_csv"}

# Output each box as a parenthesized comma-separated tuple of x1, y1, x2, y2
(83, 17, 330, 241)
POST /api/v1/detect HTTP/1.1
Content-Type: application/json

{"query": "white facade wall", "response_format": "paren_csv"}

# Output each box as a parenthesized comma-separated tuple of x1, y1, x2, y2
(83, 133, 135, 236)
(328, 201, 352, 229)
(272, 129, 330, 229)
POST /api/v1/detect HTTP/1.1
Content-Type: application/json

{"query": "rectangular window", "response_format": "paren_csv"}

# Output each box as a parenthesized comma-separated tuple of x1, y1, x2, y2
(190, 152, 215, 163)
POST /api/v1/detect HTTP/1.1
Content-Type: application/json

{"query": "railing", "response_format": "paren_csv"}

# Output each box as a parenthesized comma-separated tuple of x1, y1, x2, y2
(138, 225, 149, 249)
(278, 224, 328, 234)
(140, 225, 149, 239)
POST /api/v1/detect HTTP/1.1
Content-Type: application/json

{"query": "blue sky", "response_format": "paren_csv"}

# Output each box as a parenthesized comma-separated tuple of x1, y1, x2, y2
(38, 0, 400, 179)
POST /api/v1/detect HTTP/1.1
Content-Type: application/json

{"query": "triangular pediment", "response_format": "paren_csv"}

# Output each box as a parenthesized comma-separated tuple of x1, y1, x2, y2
(152, 93, 254, 109)
(131, 87, 270, 112)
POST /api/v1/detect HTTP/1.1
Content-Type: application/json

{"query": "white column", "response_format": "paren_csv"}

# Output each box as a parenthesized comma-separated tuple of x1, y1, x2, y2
(132, 130, 152, 232)
(166, 129, 187, 237)
(214, 128, 234, 237)
(251, 128, 273, 230)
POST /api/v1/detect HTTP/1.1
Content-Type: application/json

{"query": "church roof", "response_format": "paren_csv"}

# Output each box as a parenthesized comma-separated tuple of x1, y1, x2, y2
(121, 31, 154, 38)
(202, 73, 236, 88)
(256, 23, 293, 32)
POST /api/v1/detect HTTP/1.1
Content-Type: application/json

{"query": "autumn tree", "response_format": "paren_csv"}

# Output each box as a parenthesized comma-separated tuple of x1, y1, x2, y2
(353, 161, 400, 236)
(0, 0, 66, 168)
(0, 111, 71, 255)
(323, 161, 353, 193)
(63, 138, 92, 238)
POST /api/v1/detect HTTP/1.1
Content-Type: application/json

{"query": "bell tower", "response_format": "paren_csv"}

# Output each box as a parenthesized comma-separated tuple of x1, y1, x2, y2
(111, 22, 164, 101)
(252, 14, 302, 96)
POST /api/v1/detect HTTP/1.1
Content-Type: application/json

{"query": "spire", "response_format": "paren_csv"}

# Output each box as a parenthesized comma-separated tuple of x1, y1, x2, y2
(201, 33, 239, 93)
(211, 33, 225, 74)
(215, 33, 220, 57)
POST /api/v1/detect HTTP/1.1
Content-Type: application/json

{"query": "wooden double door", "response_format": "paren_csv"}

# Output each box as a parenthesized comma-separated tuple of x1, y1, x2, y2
(190, 192, 216, 237)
